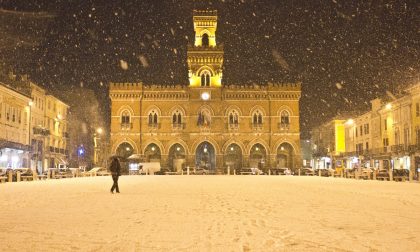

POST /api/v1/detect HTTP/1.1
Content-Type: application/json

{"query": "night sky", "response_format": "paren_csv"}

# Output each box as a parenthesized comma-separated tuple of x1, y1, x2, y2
(1, 0, 418, 138)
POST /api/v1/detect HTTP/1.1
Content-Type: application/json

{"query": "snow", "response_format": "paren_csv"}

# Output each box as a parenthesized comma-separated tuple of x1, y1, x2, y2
(0, 176, 419, 251)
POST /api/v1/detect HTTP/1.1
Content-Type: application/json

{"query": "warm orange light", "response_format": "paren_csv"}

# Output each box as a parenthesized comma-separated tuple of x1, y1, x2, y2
(385, 103, 392, 110)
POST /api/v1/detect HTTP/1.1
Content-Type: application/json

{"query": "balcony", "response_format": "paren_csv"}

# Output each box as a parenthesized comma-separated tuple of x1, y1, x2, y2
(33, 127, 50, 136)
(391, 144, 409, 153)
(148, 123, 160, 129)
(63, 132, 69, 138)
(227, 123, 239, 131)
(278, 122, 290, 131)
(172, 123, 185, 130)
(408, 144, 420, 152)
(251, 123, 263, 131)
(120, 123, 133, 130)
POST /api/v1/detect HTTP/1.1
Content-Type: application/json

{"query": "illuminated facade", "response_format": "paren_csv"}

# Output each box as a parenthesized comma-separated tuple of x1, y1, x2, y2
(1, 74, 70, 172)
(0, 83, 31, 169)
(110, 9, 302, 173)
(311, 119, 346, 170)
(313, 82, 420, 179)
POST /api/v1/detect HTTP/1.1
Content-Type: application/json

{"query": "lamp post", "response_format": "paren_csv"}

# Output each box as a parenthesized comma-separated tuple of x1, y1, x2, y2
(93, 127, 103, 166)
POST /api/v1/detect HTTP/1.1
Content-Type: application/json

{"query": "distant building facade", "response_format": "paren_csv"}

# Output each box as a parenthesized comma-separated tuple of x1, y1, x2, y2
(1, 74, 69, 172)
(110, 9, 302, 173)
(0, 83, 31, 169)
(311, 82, 420, 179)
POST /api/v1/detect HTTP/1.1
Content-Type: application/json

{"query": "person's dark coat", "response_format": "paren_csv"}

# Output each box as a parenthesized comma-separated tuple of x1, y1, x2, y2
(109, 157, 121, 176)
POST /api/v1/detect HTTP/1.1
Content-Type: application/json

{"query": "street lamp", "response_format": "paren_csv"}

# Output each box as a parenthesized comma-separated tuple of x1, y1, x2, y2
(27, 101, 33, 170)
(93, 127, 104, 166)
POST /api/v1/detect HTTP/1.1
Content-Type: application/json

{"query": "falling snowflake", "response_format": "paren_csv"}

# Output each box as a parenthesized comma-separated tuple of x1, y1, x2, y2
(120, 59, 128, 70)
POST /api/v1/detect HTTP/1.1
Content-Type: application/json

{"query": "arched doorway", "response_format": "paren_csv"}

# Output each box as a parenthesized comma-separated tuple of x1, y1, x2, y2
(144, 143, 161, 162)
(116, 142, 134, 174)
(195, 141, 216, 172)
(277, 143, 294, 169)
(249, 143, 266, 171)
(168, 144, 186, 172)
(224, 143, 242, 172)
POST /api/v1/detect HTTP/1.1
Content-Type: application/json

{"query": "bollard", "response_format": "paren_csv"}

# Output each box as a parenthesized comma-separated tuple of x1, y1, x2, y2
(33, 170, 37, 181)
(409, 169, 413, 182)
(8, 170, 13, 182)
(47, 169, 51, 179)
(16, 171, 21, 182)
(389, 170, 393, 181)
(181, 169, 184, 175)
(340, 170, 343, 178)
(318, 169, 321, 177)
(227, 166, 230, 175)
(233, 169, 236, 175)
(187, 166, 190, 175)
(51, 170, 56, 179)
(268, 169, 271, 176)
(373, 170, 376, 180)
(298, 169, 301, 176)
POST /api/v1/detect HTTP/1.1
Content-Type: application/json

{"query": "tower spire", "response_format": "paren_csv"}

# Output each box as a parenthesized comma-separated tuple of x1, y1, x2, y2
(187, 8, 224, 87)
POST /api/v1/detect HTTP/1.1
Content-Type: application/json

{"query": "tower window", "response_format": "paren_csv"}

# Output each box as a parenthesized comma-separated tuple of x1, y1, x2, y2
(202, 33, 209, 47)
(200, 71, 211, 87)
(121, 111, 130, 124)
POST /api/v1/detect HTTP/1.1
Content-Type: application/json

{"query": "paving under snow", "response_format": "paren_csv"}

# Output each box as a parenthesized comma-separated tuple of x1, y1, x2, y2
(0, 176, 419, 251)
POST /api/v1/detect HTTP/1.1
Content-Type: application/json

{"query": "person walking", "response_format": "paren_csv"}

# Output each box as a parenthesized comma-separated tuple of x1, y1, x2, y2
(110, 156, 121, 193)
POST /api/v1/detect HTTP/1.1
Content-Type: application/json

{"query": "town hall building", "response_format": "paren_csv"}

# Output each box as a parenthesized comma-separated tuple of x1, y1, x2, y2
(109, 9, 302, 174)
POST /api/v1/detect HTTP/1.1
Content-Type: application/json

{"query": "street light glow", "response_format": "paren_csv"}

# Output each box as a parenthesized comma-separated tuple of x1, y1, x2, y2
(346, 119, 354, 125)
(96, 128, 103, 134)
(385, 103, 392, 110)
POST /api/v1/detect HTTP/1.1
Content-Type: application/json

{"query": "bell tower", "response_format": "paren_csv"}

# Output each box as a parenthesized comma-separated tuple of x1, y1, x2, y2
(187, 10, 224, 87)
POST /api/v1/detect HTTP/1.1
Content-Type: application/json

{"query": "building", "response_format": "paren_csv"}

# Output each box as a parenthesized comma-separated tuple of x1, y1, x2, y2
(344, 111, 372, 169)
(311, 119, 346, 170)
(44, 94, 69, 169)
(110, 9, 302, 173)
(313, 82, 420, 179)
(1, 73, 69, 172)
(0, 83, 31, 169)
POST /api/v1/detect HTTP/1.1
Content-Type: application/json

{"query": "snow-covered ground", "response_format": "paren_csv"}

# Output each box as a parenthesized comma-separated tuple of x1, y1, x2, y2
(0, 176, 419, 251)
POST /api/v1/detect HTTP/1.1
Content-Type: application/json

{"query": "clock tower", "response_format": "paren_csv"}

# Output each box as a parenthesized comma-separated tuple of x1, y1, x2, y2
(187, 10, 224, 88)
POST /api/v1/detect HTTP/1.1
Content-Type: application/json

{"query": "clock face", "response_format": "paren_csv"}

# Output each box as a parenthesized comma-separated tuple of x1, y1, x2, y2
(201, 92, 210, 101)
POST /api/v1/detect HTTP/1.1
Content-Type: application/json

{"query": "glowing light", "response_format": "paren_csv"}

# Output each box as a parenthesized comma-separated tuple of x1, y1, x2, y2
(28, 101, 34, 106)
(255, 147, 259, 151)
(201, 92, 210, 101)
(176, 147, 181, 151)
(203, 147, 208, 153)
(281, 146, 285, 151)
(385, 103, 392, 110)
(346, 119, 354, 125)
(230, 147, 234, 151)
(11, 156, 19, 163)
(0, 155, 7, 162)
(151, 146, 156, 151)
(96, 128, 103, 134)
(57, 114, 62, 120)
(126, 147, 130, 151)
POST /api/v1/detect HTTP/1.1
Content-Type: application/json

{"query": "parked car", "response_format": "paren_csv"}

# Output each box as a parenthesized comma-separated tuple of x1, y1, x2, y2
(301, 167, 315, 176)
(240, 167, 264, 175)
(194, 167, 209, 175)
(271, 167, 291, 175)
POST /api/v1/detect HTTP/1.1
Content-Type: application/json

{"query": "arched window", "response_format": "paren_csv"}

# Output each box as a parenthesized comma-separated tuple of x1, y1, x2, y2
(280, 110, 290, 125)
(228, 110, 239, 129)
(202, 33, 209, 47)
(121, 110, 130, 124)
(200, 70, 211, 87)
(252, 110, 263, 128)
(148, 110, 158, 128)
(172, 110, 183, 129)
